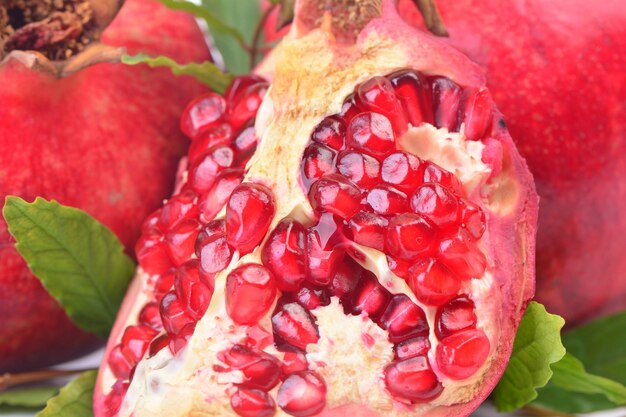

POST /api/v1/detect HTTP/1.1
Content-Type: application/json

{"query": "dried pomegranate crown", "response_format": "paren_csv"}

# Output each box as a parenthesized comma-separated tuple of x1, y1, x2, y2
(95, 1, 538, 416)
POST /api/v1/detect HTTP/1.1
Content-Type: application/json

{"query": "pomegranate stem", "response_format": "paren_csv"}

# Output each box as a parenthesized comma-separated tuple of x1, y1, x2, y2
(0, 368, 96, 392)
(411, 0, 449, 36)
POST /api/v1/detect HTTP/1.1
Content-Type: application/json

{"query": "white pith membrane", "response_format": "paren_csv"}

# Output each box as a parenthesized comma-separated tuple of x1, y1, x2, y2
(96, 1, 537, 416)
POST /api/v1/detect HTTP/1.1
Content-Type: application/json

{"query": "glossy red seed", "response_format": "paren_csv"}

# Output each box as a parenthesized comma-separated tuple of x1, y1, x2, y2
(175, 261, 214, 320)
(160, 291, 194, 335)
(148, 334, 169, 357)
(198, 168, 244, 222)
(436, 329, 490, 379)
(158, 190, 198, 231)
(226, 264, 276, 325)
(411, 183, 459, 229)
(329, 257, 363, 298)
(438, 229, 487, 281)
(245, 325, 273, 350)
(408, 258, 461, 306)
(305, 214, 346, 286)
(188, 124, 234, 163)
(233, 126, 259, 165)
(102, 380, 128, 417)
(395, 336, 431, 360)
(272, 302, 319, 351)
(459, 199, 486, 240)
(384, 356, 443, 403)
(387, 255, 412, 279)
(228, 83, 268, 130)
(390, 70, 434, 127)
(277, 371, 327, 417)
(180, 92, 226, 139)
(349, 272, 391, 320)
(381, 152, 423, 193)
(460, 87, 493, 141)
(295, 285, 330, 310)
(225, 75, 267, 103)
(308, 174, 362, 219)
(385, 213, 436, 260)
(154, 269, 176, 299)
(435, 296, 477, 339)
(226, 183, 275, 254)
(222, 344, 281, 390)
(188, 146, 235, 193)
(379, 294, 429, 343)
(347, 211, 388, 251)
(231, 388, 276, 417)
(142, 209, 162, 234)
(366, 184, 409, 215)
(281, 349, 309, 378)
(136, 233, 172, 276)
(356, 76, 408, 134)
(108, 345, 133, 380)
(431, 77, 462, 131)
(165, 218, 201, 266)
(311, 116, 346, 151)
(336, 150, 380, 189)
(195, 219, 226, 256)
(197, 233, 233, 275)
(169, 322, 195, 354)
(120, 325, 158, 364)
(138, 302, 162, 331)
(302, 143, 336, 184)
(347, 112, 396, 157)
(421, 162, 463, 194)
(262, 219, 307, 291)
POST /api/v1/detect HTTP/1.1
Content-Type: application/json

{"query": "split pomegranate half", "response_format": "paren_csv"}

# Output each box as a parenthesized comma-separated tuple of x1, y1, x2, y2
(95, 1, 537, 416)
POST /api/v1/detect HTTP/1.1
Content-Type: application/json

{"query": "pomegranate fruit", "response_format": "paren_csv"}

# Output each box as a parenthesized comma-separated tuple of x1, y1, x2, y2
(0, 0, 210, 372)
(95, 1, 538, 416)
(397, 0, 626, 324)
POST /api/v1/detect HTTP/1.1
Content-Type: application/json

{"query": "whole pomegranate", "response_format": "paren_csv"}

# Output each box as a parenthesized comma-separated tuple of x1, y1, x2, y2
(95, 0, 538, 416)
(397, 0, 626, 324)
(0, 0, 210, 372)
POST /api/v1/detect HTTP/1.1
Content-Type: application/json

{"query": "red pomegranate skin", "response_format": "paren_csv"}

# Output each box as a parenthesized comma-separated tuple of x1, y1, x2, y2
(0, 0, 210, 372)
(399, 0, 626, 324)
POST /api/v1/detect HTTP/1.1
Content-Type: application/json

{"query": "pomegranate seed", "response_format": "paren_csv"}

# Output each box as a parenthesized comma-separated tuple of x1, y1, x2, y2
(158, 190, 198, 231)
(336, 150, 380, 189)
(408, 258, 461, 306)
(459, 199, 486, 240)
(295, 285, 330, 310)
(394, 336, 431, 360)
(421, 162, 463, 194)
(245, 325, 273, 350)
(102, 380, 128, 417)
(329, 257, 363, 298)
(198, 168, 244, 222)
(431, 77, 462, 131)
(120, 325, 158, 364)
(381, 152, 423, 193)
(311, 116, 346, 151)
(347, 211, 387, 251)
(262, 219, 307, 291)
(154, 269, 176, 299)
(387, 255, 412, 279)
(339, 94, 359, 122)
(390, 70, 434, 127)
(221, 344, 281, 390)
(357, 76, 408, 134)
(277, 371, 327, 417)
(438, 229, 487, 280)
(148, 334, 169, 357)
(226, 183, 275, 254)
(138, 302, 162, 330)
(436, 296, 477, 339)
(385, 213, 436, 260)
(308, 174, 362, 219)
(281, 348, 309, 378)
(226, 264, 277, 325)
(272, 302, 319, 351)
(231, 388, 276, 417)
(160, 291, 194, 334)
(460, 87, 493, 141)
(384, 356, 443, 403)
(175, 261, 214, 320)
(301, 143, 336, 184)
(136, 233, 172, 276)
(142, 209, 162, 233)
(436, 329, 490, 379)
(411, 183, 459, 229)
(225, 75, 267, 103)
(169, 322, 195, 354)
(188, 124, 234, 163)
(108, 345, 132, 380)
(379, 294, 429, 342)
(228, 83, 268, 130)
(165, 218, 201, 266)
(305, 214, 346, 286)
(197, 232, 233, 275)
(233, 126, 259, 165)
(195, 219, 226, 254)
(180, 92, 226, 139)
(188, 146, 234, 193)
(349, 272, 391, 320)
(347, 112, 395, 157)
(366, 184, 408, 215)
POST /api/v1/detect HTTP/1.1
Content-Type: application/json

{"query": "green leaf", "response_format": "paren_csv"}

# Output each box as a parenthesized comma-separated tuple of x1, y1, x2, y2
(36, 371, 96, 417)
(3, 196, 135, 337)
(0, 387, 59, 408)
(492, 302, 566, 412)
(122, 54, 233, 94)
(201, 0, 261, 74)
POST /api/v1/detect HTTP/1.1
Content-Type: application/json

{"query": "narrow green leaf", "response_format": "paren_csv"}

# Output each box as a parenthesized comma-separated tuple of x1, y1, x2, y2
(3, 196, 135, 337)
(492, 302, 566, 412)
(36, 371, 96, 417)
(122, 54, 233, 95)
(202, 0, 261, 74)
(0, 387, 59, 408)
